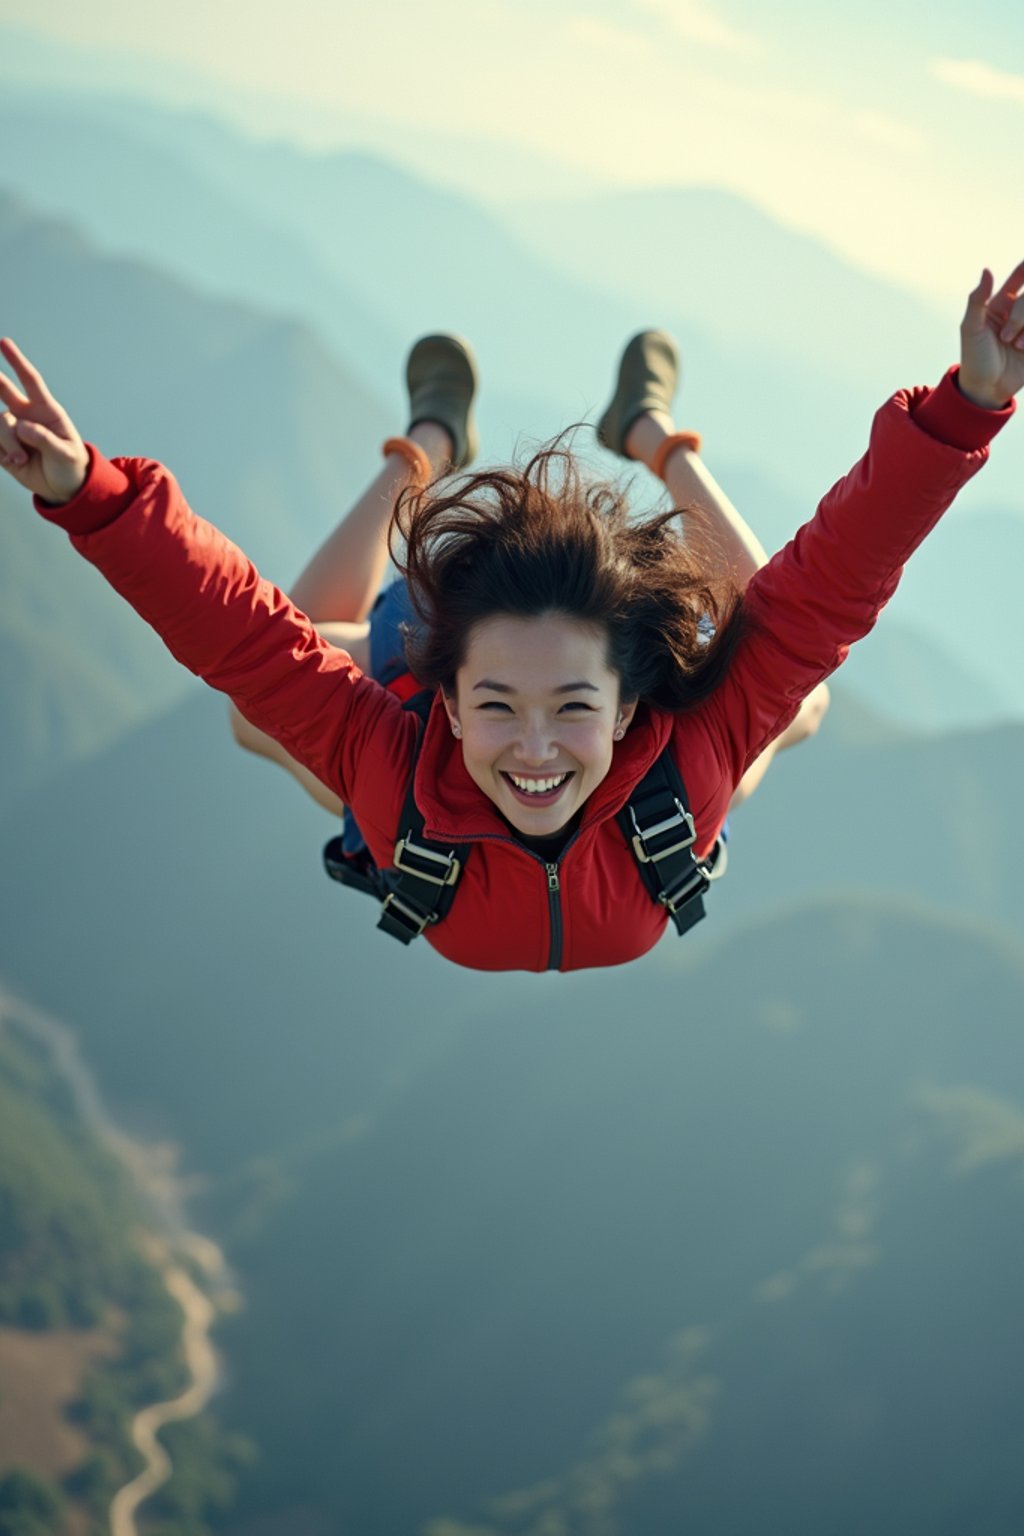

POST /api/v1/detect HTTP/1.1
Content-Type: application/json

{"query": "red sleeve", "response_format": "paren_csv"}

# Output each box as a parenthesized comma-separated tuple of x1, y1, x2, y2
(685, 371, 1014, 789)
(37, 450, 417, 847)
(34, 445, 133, 533)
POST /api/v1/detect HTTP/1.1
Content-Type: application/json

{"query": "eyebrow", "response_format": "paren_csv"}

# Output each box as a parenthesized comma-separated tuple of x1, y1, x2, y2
(472, 679, 601, 694)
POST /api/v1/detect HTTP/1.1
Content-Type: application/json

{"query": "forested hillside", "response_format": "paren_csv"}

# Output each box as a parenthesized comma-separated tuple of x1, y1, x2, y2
(0, 1009, 178, 1532)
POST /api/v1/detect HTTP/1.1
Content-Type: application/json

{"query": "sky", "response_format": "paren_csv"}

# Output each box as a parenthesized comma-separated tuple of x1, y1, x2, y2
(5, 0, 1022, 307)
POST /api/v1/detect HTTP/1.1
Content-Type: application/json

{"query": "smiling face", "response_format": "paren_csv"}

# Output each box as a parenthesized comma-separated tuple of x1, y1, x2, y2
(444, 611, 637, 838)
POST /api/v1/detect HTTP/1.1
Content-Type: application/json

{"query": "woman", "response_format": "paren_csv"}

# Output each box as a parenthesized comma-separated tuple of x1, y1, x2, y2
(1, 264, 1019, 972)
(227, 329, 829, 843)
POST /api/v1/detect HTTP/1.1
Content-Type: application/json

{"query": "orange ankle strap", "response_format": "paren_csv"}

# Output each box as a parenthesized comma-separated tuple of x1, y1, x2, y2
(652, 430, 702, 482)
(382, 436, 432, 486)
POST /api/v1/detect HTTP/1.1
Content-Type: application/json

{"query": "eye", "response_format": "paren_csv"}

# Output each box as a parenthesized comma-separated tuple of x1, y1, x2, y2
(559, 701, 595, 713)
(477, 700, 513, 712)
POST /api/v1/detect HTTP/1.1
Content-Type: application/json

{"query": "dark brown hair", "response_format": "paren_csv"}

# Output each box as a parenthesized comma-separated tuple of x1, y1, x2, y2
(391, 435, 748, 711)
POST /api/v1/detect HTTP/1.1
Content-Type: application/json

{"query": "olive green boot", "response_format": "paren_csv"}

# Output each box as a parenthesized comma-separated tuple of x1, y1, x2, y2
(596, 330, 679, 458)
(406, 333, 479, 470)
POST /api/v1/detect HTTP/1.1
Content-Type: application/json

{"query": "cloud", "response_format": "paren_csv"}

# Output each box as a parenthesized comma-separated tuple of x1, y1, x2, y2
(930, 57, 1024, 105)
(634, 0, 759, 53)
(426, 1327, 718, 1535)
(914, 1082, 1024, 1175)
(752, 1162, 882, 1305)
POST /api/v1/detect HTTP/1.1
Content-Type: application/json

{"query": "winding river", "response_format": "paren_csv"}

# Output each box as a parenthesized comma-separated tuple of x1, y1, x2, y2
(109, 1249, 220, 1536)
(0, 989, 234, 1536)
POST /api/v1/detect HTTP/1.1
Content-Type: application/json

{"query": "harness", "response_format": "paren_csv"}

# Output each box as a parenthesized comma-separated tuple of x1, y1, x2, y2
(323, 691, 726, 948)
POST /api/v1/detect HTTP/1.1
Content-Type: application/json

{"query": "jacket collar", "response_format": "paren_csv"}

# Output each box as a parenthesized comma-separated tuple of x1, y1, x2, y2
(414, 690, 674, 844)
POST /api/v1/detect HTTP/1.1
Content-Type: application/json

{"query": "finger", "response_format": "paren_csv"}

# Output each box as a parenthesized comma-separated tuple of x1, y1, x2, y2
(997, 291, 1024, 347)
(0, 337, 60, 410)
(992, 259, 1024, 307)
(15, 417, 75, 457)
(0, 409, 29, 466)
(0, 367, 31, 413)
(962, 269, 994, 335)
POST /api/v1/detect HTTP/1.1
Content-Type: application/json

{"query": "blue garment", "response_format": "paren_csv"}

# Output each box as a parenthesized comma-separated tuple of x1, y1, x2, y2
(368, 578, 418, 687)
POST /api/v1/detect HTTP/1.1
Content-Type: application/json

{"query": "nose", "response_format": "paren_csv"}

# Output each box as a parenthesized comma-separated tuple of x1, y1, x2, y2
(513, 718, 559, 767)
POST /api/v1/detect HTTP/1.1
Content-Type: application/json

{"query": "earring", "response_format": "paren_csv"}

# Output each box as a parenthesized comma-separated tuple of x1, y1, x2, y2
(613, 727, 625, 741)
(451, 723, 462, 739)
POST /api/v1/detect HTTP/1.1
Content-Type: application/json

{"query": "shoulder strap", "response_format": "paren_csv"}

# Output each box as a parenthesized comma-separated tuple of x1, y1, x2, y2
(323, 689, 470, 946)
(617, 747, 725, 937)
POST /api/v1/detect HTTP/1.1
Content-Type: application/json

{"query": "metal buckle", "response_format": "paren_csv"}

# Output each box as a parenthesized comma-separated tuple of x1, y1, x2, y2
(660, 867, 708, 913)
(393, 834, 461, 887)
(380, 890, 436, 936)
(629, 798, 697, 864)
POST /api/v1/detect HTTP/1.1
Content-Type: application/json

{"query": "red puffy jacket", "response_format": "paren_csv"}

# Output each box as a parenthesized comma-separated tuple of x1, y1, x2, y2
(39, 370, 1012, 971)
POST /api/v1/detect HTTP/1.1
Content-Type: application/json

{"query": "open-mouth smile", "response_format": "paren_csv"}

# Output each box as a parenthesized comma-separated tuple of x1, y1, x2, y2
(501, 771, 575, 806)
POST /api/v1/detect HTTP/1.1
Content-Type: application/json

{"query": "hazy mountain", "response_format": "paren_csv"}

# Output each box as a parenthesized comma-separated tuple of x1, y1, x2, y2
(880, 506, 1024, 722)
(4, 87, 1019, 594)
(1, 84, 987, 516)
(0, 193, 387, 571)
(504, 185, 950, 395)
(0, 612, 139, 809)
(1, 24, 608, 203)
(0, 94, 402, 404)
(718, 463, 1024, 724)
(830, 616, 1010, 733)
(713, 706, 1024, 939)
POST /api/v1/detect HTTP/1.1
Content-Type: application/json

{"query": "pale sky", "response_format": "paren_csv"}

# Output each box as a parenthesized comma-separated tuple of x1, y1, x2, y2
(6, 0, 1022, 306)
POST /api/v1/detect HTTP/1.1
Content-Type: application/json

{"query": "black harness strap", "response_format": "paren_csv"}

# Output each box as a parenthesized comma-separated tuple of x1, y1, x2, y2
(615, 750, 724, 936)
(323, 691, 471, 946)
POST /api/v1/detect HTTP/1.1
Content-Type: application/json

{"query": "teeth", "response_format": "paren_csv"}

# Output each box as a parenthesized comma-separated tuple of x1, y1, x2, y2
(508, 773, 569, 795)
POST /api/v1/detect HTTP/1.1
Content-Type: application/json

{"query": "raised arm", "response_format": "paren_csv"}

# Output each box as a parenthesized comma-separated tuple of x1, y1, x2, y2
(0, 339, 417, 832)
(691, 263, 1022, 788)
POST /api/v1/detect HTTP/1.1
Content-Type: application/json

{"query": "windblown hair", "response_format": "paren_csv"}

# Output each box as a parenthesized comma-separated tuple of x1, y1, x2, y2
(391, 435, 749, 711)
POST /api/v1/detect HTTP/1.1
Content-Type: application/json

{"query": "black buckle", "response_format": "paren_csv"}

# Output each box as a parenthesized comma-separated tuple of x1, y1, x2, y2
(379, 889, 436, 939)
(629, 798, 696, 864)
(393, 833, 461, 887)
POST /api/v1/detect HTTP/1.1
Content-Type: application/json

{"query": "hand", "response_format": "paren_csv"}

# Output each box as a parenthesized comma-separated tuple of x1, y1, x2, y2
(959, 261, 1024, 408)
(0, 339, 90, 503)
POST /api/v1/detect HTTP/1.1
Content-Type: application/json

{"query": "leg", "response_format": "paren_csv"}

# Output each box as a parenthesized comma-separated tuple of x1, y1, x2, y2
(290, 331, 478, 622)
(598, 329, 768, 585)
(291, 421, 452, 622)
(625, 413, 769, 585)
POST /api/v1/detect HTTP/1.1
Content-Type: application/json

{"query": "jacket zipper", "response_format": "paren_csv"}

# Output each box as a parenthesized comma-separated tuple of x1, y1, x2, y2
(429, 828, 576, 971)
(544, 863, 563, 972)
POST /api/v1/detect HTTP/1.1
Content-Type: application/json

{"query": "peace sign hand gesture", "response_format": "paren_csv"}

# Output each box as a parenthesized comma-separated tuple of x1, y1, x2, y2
(0, 339, 90, 504)
(959, 261, 1024, 408)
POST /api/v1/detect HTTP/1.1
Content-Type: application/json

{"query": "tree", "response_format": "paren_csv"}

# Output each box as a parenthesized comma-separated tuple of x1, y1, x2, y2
(0, 1469, 67, 1536)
